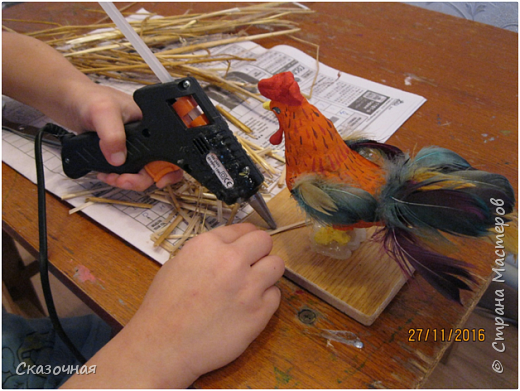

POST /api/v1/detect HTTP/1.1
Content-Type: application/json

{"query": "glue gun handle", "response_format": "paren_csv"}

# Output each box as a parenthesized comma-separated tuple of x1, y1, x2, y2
(61, 121, 151, 179)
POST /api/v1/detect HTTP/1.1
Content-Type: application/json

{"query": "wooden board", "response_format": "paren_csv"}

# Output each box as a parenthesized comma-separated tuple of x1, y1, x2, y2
(247, 188, 406, 326)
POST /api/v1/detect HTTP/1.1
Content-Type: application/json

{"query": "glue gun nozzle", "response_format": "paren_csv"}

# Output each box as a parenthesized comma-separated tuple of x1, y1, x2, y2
(248, 193, 276, 230)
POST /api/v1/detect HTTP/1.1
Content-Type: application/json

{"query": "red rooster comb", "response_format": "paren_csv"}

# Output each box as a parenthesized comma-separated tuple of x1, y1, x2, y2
(258, 72, 305, 106)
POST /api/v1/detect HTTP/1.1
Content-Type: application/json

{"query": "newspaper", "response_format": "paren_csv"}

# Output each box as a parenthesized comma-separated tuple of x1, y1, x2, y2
(2, 40, 425, 265)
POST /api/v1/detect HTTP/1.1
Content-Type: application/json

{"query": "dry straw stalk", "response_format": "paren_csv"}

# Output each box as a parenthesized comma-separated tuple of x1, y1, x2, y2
(5, 3, 313, 99)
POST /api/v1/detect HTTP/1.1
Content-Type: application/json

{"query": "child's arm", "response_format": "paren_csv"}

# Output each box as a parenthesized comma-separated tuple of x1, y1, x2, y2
(2, 32, 182, 191)
(61, 223, 284, 388)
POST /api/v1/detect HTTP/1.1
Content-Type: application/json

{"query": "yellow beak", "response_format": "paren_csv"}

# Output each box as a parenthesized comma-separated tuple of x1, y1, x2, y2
(262, 101, 271, 111)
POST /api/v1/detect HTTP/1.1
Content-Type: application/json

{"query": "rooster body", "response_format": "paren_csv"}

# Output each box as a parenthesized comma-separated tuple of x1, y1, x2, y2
(259, 72, 516, 303)
(276, 99, 386, 194)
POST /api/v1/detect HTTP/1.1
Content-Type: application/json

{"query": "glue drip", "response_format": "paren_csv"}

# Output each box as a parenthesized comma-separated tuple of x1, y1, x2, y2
(321, 329, 364, 349)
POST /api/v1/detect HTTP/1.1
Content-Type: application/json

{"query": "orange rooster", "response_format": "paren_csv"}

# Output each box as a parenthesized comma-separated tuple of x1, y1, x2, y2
(258, 72, 516, 303)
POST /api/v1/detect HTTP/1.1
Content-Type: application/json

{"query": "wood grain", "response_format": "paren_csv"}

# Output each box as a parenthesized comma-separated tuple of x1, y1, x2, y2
(247, 189, 406, 326)
(2, 2, 517, 388)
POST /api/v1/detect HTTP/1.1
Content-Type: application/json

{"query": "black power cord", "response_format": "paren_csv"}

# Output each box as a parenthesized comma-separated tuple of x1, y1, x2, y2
(35, 123, 87, 365)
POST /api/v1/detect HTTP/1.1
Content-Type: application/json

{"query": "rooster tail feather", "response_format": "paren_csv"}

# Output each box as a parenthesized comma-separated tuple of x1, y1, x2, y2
(413, 146, 472, 172)
(379, 147, 516, 238)
(453, 170, 516, 212)
(377, 146, 515, 301)
(386, 188, 495, 236)
(379, 227, 475, 303)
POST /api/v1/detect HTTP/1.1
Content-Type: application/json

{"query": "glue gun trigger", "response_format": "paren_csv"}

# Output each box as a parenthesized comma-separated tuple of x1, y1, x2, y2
(144, 161, 182, 183)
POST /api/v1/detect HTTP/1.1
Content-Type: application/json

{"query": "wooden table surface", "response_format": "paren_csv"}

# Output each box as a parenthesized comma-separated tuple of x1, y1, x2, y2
(3, 3, 517, 388)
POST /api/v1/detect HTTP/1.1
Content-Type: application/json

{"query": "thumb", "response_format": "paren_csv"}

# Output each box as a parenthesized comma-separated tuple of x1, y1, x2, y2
(91, 104, 128, 167)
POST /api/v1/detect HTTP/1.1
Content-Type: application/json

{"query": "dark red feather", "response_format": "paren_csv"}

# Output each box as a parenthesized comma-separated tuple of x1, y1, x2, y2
(379, 227, 474, 304)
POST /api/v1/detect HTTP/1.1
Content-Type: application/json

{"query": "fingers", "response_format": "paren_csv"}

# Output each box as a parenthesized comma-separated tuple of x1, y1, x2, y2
(251, 254, 285, 290)
(116, 90, 142, 124)
(97, 168, 154, 192)
(156, 170, 184, 189)
(262, 285, 282, 315)
(90, 103, 129, 167)
(98, 168, 183, 192)
(85, 87, 141, 168)
(231, 229, 273, 265)
(208, 223, 260, 244)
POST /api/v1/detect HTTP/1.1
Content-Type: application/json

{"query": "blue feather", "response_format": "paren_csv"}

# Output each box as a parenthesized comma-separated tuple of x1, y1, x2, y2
(292, 178, 378, 226)
(413, 147, 472, 172)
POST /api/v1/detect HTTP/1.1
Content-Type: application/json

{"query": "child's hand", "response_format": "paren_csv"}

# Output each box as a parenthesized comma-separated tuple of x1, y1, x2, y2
(2, 32, 182, 192)
(62, 223, 284, 389)
(127, 223, 284, 385)
(68, 83, 183, 191)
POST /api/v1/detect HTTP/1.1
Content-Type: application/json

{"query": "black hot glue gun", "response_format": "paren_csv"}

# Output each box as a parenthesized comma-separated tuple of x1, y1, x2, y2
(59, 77, 276, 229)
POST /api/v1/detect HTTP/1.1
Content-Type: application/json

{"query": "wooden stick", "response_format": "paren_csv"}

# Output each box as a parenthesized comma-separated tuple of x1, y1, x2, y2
(85, 196, 154, 209)
(268, 220, 308, 236)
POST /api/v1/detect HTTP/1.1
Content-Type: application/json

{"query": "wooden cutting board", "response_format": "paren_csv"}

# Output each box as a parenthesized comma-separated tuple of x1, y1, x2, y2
(247, 188, 407, 326)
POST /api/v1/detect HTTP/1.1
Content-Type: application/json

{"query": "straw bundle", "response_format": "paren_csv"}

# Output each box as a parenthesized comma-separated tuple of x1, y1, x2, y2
(5, 3, 313, 99)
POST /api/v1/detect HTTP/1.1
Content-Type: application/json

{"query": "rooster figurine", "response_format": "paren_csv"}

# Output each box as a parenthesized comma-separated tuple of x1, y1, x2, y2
(258, 72, 516, 303)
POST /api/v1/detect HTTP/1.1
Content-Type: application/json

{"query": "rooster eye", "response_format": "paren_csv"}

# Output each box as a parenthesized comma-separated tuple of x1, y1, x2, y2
(272, 107, 281, 114)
